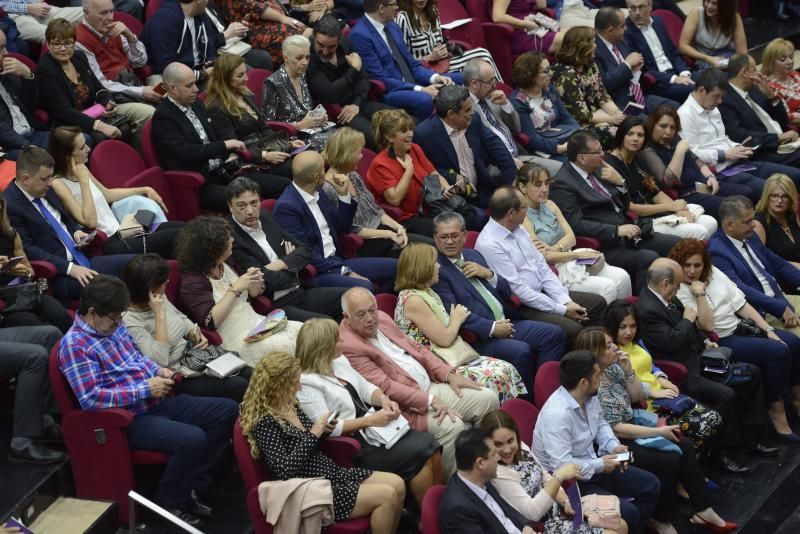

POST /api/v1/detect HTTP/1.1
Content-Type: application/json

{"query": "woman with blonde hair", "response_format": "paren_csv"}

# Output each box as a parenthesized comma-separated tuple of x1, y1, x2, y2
(394, 242, 527, 400)
(754, 174, 800, 267)
(296, 318, 442, 508)
(322, 128, 431, 258)
(762, 39, 800, 126)
(240, 351, 406, 533)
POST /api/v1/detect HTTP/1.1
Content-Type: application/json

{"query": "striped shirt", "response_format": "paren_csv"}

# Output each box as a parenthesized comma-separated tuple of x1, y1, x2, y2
(395, 11, 442, 60)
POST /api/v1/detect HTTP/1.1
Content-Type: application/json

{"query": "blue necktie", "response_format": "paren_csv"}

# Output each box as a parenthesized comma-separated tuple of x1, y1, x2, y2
(742, 241, 782, 297)
(32, 198, 90, 267)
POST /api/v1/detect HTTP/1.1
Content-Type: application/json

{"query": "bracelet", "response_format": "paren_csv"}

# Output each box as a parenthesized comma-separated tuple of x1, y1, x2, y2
(227, 283, 244, 298)
(767, 326, 776, 332)
(625, 370, 636, 379)
(552, 473, 563, 484)
(693, 292, 706, 298)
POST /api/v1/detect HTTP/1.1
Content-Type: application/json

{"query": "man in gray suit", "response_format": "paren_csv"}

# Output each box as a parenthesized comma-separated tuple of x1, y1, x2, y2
(463, 59, 561, 175)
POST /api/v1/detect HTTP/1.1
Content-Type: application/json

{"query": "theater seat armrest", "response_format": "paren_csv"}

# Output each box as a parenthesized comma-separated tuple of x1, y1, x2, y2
(368, 79, 386, 101)
(30, 260, 57, 279)
(62, 407, 134, 431)
(321, 436, 361, 467)
(202, 329, 222, 346)
(164, 170, 205, 189)
(653, 359, 688, 385)
(251, 295, 273, 314)
(575, 236, 601, 250)
(266, 121, 298, 136)
(339, 233, 364, 258)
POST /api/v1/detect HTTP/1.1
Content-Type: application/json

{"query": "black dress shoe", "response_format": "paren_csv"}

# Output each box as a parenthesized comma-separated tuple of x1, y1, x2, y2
(8, 443, 66, 464)
(750, 442, 779, 457)
(715, 452, 751, 474)
(41, 422, 63, 443)
(190, 490, 213, 518)
(165, 509, 204, 530)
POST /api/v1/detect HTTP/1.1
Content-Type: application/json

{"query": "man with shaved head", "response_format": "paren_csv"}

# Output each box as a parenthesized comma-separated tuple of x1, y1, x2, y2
(636, 257, 775, 474)
(273, 151, 397, 291)
(339, 287, 499, 477)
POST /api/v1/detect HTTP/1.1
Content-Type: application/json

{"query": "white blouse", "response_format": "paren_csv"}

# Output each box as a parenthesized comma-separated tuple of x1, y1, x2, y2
(493, 442, 556, 522)
(676, 265, 747, 338)
(56, 177, 120, 237)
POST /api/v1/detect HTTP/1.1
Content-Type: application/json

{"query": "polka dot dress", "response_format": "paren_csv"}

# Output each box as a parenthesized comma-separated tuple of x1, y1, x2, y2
(253, 409, 372, 521)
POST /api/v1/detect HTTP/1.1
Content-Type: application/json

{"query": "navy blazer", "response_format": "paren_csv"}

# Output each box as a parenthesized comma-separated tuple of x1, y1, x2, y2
(413, 114, 517, 206)
(718, 86, 788, 154)
(511, 85, 578, 155)
(349, 15, 436, 94)
(273, 184, 357, 274)
(624, 16, 690, 89)
(439, 474, 529, 534)
(4, 182, 84, 275)
(707, 228, 800, 318)
(432, 249, 520, 340)
(0, 74, 38, 151)
(594, 35, 637, 110)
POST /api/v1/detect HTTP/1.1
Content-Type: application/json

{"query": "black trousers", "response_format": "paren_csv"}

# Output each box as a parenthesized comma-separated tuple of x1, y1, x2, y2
(518, 290, 607, 346)
(272, 286, 347, 322)
(356, 225, 435, 258)
(102, 222, 184, 259)
(2, 294, 73, 333)
(604, 232, 683, 292)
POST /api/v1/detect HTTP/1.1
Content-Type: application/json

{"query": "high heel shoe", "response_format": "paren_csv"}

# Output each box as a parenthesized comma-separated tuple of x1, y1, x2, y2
(690, 514, 738, 533)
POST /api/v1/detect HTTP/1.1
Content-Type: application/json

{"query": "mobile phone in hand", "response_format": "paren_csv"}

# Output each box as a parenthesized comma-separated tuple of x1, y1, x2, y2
(327, 410, 340, 424)
(1, 256, 24, 272)
(76, 231, 97, 246)
(615, 451, 632, 462)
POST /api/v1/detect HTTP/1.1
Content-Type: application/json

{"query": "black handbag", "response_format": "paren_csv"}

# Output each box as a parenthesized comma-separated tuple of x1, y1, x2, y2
(0, 279, 46, 313)
(733, 317, 766, 337)
(701, 346, 752, 385)
(420, 174, 467, 216)
(242, 131, 292, 155)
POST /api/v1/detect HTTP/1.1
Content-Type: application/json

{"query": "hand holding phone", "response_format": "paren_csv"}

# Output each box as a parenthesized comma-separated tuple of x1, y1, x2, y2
(1, 256, 24, 272)
(75, 231, 97, 247)
(615, 451, 632, 463)
(327, 410, 340, 424)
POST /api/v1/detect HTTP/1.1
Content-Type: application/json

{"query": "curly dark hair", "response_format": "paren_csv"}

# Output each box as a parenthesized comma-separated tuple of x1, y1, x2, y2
(175, 216, 232, 274)
(668, 238, 713, 283)
(512, 51, 547, 90)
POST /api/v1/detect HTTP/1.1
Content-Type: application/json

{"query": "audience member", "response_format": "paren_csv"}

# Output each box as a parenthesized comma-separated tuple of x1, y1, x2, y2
(48, 126, 183, 258)
(603, 299, 723, 450)
(669, 238, 800, 441)
(478, 410, 610, 533)
(431, 211, 567, 393)
(122, 253, 252, 402)
(490, 0, 562, 55)
(635, 258, 775, 473)
(368, 108, 484, 234)
(476, 186, 607, 344)
(606, 116, 717, 239)
(349, 0, 458, 121)
(760, 38, 800, 126)
(205, 52, 297, 182)
(678, 0, 746, 68)
(38, 18, 125, 145)
(533, 350, 660, 534)
(2, 323, 64, 464)
(0, 0, 82, 44)
(204, 2, 274, 71)
(514, 163, 632, 303)
(575, 327, 736, 534)
(438, 426, 536, 533)
(719, 54, 800, 167)
(396, 0, 500, 79)
(76, 0, 159, 137)
(175, 216, 302, 366)
(295, 318, 443, 508)
(240, 351, 406, 534)
(339, 287, 500, 477)
(225, 177, 346, 321)
(551, 26, 623, 149)
(753, 174, 800, 267)
(677, 69, 800, 202)
(708, 195, 800, 338)
(274, 151, 398, 291)
(5, 147, 133, 302)
(509, 51, 578, 162)
(394, 242, 527, 400)
(58, 275, 239, 528)
(624, 0, 695, 103)
(595, 6, 677, 113)
(550, 130, 681, 290)
(140, 0, 218, 80)
(0, 29, 49, 160)
(322, 127, 431, 258)
(307, 15, 391, 150)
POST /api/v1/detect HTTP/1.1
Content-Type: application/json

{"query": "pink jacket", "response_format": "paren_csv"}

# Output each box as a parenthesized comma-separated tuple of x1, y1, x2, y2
(339, 311, 453, 432)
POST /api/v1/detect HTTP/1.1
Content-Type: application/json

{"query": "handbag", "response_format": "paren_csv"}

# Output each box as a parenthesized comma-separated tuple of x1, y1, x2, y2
(652, 394, 697, 416)
(0, 280, 45, 313)
(180, 344, 247, 378)
(733, 317, 766, 337)
(242, 131, 292, 155)
(244, 309, 289, 343)
(702, 346, 752, 385)
(360, 409, 411, 449)
(204, 351, 248, 379)
(420, 174, 467, 217)
(430, 336, 480, 367)
(580, 494, 622, 529)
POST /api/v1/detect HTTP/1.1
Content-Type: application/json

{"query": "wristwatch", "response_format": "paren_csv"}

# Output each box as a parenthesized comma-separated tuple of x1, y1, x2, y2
(341, 265, 353, 277)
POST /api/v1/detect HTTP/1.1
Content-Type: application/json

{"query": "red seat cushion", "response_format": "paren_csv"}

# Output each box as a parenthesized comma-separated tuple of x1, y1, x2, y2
(131, 450, 171, 465)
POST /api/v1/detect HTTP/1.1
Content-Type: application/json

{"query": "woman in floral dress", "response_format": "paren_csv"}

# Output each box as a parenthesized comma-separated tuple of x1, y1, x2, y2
(218, 0, 306, 66)
(393, 243, 526, 401)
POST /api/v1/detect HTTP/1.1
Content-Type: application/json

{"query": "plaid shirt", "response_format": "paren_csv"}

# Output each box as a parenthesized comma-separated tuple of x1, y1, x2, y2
(58, 314, 163, 415)
(0, 0, 35, 15)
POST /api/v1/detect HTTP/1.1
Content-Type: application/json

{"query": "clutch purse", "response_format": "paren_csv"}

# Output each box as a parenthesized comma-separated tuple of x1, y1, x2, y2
(430, 335, 480, 367)
(244, 309, 288, 343)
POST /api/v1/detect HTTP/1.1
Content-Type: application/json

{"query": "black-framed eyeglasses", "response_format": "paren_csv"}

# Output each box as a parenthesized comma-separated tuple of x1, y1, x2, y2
(579, 150, 605, 155)
(476, 78, 498, 86)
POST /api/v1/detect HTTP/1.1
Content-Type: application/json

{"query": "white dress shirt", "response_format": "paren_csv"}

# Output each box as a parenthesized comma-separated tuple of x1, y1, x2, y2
(457, 474, 522, 534)
(677, 94, 739, 169)
(635, 18, 691, 82)
(370, 331, 431, 393)
(676, 266, 748, 337)
(728, 235, 775, 297)
(231, 217, 296, 301)
(292, 182, 351, 259)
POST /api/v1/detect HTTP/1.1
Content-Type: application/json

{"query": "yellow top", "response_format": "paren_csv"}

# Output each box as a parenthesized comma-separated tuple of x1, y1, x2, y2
(620, 341, 665, 412)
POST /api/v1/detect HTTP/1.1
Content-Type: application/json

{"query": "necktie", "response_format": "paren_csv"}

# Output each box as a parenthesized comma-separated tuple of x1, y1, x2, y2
(478, 99, 518, 157)
(384, 28, 415, 83)
(742, 241, 782, 296)
(587, 173, 612, 201)
(32, 198, 90, 267)
(667, 301, 678, 311)
(745, 94, 781, 135)
(612, 45, 645, 106)
(455, 259, 504, 320)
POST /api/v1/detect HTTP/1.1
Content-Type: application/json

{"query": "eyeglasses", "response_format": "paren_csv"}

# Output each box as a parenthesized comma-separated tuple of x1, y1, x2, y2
(769, 193, 790, 201)
(49, 40, 75, 49)
(579, 150, 605, 155)
(105, 310, 127, 323)
(538, 68, 552, 75)
(476, 78, 498, 86)
(435, 232, 464, 242)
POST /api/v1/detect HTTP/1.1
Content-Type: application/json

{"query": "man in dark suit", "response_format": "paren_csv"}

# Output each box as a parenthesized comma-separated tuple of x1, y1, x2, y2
(594, 6, 678, 113)
(348, 0, 460, 120)
(708, 195, 800, 337)
(550, 130, 681, 290)
(635, 258, 775, 473)
(4, 147, 134, 302)
(225, 177, 346, 321)
(718, 53, 800, 167)
(623, 0, 695, 103)
(414, 85, 516, 208)
(431, 211, 566, 396)
(439, 427, 534, 534)
(273, 151, 397, 292)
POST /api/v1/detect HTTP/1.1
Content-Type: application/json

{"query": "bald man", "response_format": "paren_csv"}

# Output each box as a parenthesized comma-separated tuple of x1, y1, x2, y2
(273, 151, 397, 291)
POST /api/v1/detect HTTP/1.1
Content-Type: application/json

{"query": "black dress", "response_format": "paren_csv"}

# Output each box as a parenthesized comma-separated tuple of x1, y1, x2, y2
(755, 211, 800, 263)
(252, 409, 372, 521)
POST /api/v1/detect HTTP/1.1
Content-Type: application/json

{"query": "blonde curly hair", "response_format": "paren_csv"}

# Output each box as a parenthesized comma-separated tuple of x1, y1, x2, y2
(240, 352, 301, 458)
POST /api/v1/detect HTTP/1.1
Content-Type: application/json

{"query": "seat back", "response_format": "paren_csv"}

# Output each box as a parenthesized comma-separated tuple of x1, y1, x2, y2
(145, 0, 163, 20)
(164, 259, 181, 304)
(420, 484, 447, 534)
(357, 148, 377, 179)
(233, 418, 274, 534)
(464, 0, 491, 21)
(533, 361, 561, 410)
(375, 293, 397, 316)
(438, 0, 488, 49)
(48, 343, 80, 419)
(140, 118, 160, 167)
(261, 198, 277, 212)
(114, 11, 143, 34)
(7, 52, 36, 71)
(246, 69, 272, 109)
(89, 139, 149, 186)
(464, 230, 479, 249)
(652, 10, 683, 49)
(500, 398, 539, 448)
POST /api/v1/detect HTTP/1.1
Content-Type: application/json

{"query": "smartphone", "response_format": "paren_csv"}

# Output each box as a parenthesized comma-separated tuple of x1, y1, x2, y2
(290, 143, 310, 155)
(1, 256, 24, 272)
(695, 182, 711, 194)
(76, 230, 97, 246)
(615, 451, 632, 463)
(445, 179, 464, 195)
(751, 144, 761, 151)
(153, 81, 166, 96)
(575, 257, 598, 266)
(327, 411, 340, 424)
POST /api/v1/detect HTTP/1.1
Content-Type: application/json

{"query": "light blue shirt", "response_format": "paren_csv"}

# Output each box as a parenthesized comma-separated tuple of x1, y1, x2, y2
(533, 386, 621, 480)
(475, 218, 570, 316)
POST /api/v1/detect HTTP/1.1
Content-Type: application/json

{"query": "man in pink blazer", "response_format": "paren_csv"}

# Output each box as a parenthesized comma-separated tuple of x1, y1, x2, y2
(339, 287, 499, 476)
